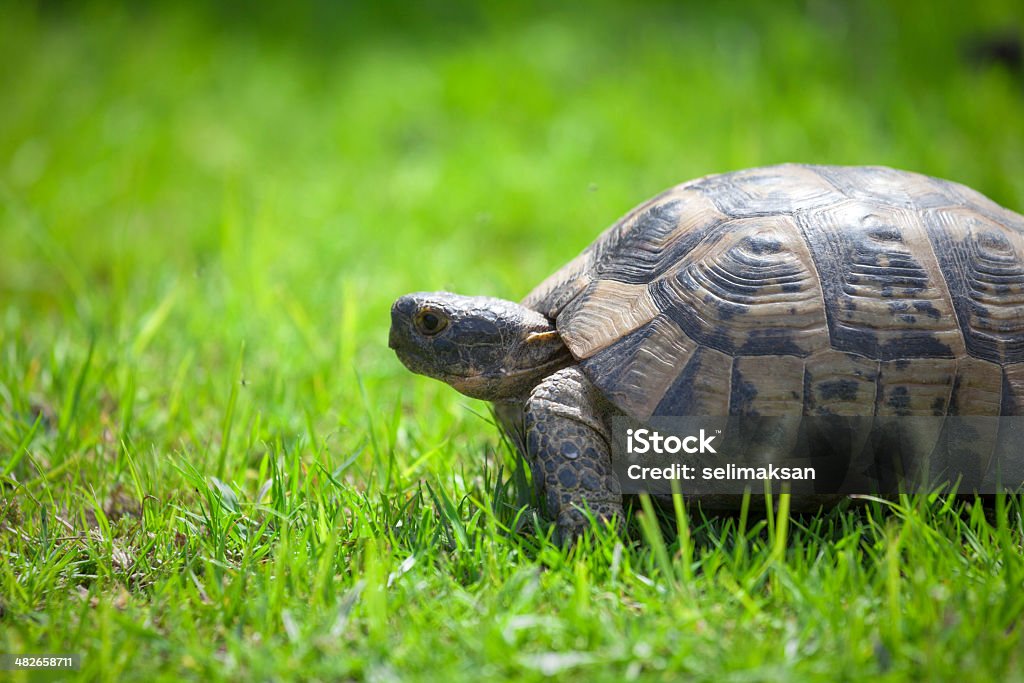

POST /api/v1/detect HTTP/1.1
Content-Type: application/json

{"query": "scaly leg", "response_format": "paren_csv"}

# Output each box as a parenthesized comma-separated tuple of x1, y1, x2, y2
(524, 367, 623, 539)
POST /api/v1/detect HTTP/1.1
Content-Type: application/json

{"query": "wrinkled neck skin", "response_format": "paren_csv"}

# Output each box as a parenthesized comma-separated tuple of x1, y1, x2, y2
(482, 311, 574, 449)
(449, 309, 575, 402)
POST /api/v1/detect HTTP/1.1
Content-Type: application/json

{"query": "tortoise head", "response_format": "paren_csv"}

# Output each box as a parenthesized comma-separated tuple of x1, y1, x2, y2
(389, 292, 573, 400)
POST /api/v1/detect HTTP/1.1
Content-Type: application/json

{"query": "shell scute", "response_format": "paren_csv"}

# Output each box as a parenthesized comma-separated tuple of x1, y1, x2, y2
(926, 206, 1024, 363)
(795, 198, 965, 360)
(688, 163, 841, 216)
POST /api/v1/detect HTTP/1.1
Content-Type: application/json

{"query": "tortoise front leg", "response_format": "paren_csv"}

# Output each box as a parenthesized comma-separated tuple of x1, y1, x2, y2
(524, 367, 624, 540)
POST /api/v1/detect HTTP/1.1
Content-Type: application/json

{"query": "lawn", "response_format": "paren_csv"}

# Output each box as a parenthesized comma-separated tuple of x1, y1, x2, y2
(2, 1, 1024, 680)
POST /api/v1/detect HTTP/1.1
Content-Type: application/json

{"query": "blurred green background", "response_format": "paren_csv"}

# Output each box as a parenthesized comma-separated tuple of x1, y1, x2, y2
(2, 0, 1024, 678)
(3, 0, 1023, 457)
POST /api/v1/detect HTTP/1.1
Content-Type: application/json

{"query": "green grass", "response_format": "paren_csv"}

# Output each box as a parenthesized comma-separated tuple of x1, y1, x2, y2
(2, 1, 1024, 680)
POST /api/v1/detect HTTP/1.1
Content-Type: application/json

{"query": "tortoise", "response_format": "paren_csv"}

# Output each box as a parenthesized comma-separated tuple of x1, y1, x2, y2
(389, 164, 1024, 538)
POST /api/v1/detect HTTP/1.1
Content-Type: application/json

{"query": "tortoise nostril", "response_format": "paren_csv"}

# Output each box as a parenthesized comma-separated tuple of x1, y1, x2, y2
(389, 300, 410, 350)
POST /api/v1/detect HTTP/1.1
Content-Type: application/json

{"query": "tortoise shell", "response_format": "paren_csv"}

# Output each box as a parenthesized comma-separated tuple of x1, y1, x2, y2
(523, 164, 1024, 421)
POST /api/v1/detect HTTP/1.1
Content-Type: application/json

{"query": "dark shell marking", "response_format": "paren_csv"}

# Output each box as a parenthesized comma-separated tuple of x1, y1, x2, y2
(522, 164, 1024, 422)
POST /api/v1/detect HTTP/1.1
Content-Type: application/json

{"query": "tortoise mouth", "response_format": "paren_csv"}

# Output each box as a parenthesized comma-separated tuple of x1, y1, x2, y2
(390, 341, 484, 382)
(450, 355, 574, 397)
(395, 349, 566, 401)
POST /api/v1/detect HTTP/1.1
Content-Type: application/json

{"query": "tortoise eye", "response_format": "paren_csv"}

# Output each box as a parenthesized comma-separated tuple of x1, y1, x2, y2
(414, 309, 448, 336)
